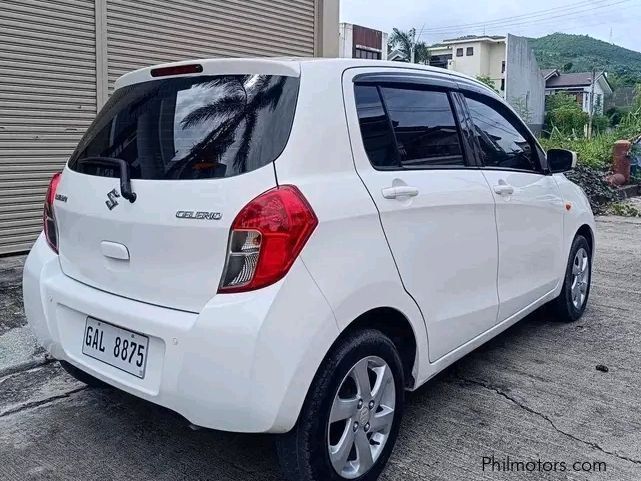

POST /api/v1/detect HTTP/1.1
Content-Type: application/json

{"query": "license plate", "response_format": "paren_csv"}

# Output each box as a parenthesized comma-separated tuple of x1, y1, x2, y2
(82, 317, 149, 378)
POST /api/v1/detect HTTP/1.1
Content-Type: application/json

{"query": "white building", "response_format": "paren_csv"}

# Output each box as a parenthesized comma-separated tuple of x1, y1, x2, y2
(429, 35, 507, 93)
(543, 70, 613, 114)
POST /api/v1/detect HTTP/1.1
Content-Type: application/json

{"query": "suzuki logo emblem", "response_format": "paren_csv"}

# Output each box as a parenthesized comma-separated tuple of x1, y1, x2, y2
(105, 189, 120, 210)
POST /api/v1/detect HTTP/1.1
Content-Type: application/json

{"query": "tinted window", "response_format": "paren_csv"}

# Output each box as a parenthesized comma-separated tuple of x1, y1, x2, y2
(69, 75, 299, 180)
(380, 87, 464, 167)
(466, 96, 537, 171)
(354, 85, 399, 168)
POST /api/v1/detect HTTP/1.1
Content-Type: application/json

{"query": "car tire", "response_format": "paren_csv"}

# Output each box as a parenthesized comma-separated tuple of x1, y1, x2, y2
(59, 360, 110, 388)
(276, 329, 405, 481)
(551, 234, 592, 322)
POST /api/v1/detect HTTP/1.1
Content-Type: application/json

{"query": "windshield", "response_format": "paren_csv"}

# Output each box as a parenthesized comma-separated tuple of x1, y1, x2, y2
(68, 74, 299, 180)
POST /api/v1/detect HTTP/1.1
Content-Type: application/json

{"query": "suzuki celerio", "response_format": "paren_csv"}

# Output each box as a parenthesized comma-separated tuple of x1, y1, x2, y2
(24, 58, 595, 481)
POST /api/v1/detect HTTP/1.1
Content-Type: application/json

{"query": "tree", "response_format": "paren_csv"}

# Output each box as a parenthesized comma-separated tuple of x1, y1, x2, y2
(387, 28, 431, 64)
(545, 92, 589, 136)
(171, 75, 287, 178)
(476, 76, 499, 94)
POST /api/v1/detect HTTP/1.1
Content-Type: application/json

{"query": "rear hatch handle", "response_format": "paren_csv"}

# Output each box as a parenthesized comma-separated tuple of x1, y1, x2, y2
(76, 156, 137, 203)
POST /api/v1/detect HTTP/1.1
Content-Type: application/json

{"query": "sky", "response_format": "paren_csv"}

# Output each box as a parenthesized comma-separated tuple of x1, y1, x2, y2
(340, 0, 641, 52)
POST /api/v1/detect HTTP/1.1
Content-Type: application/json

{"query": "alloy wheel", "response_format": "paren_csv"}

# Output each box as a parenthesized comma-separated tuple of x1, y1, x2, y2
(571, 247, 590, 310)
(327, 356, 396, 479)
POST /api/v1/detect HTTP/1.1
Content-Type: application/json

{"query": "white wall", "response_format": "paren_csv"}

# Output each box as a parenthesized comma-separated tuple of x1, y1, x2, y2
(339, 23, 353, 58)
(319, 0, 340, 57)
(584, 82, 606, 114)
(505, 34, 546, 133)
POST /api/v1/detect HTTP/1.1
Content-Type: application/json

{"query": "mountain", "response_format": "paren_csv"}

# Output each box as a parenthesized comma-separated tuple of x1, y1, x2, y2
(529, 33, 641, 87)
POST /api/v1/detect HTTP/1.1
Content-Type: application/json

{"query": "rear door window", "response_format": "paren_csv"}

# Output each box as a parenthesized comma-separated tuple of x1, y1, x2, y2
(354, 85, 400, 168)
(354, 83, 466, 169)
(380, 87, 465, 168)
(69, 75, 299, 180)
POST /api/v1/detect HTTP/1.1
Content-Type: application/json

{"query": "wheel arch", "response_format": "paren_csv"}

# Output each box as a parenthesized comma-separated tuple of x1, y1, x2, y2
(337, 307, 418, 389)
(576, 223, 594, 253)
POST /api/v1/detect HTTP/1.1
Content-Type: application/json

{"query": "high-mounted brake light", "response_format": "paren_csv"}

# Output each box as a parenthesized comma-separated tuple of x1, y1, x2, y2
(218, 185, 318, 293)
(43, 172, 62, 253)
(150, 64, 203, 77)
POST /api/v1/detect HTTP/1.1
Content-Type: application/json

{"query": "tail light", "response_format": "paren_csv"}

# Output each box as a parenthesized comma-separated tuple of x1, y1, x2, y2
(43, 172, 62, 253)
(218, 185, 318, 293)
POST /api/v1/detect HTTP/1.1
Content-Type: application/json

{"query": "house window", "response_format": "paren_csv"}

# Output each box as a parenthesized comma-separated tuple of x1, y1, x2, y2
(466, 47, 474, 56)
(354, 48, 381, 60)
(501, 61, 506, 73)
(500, 79, 505, 91)
(456, 48, 464, 57)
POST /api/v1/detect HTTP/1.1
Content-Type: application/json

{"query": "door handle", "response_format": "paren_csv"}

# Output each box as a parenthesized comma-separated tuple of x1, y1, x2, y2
(381, 186, 420, 199)
(493, 184, 515, 196)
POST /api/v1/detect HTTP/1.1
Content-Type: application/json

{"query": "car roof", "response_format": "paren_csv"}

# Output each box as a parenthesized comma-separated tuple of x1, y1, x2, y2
(114, 57, 492, 94)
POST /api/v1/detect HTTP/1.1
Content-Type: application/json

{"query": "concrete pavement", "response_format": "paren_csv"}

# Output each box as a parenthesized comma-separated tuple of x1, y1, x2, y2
(1, 216, 640, 480)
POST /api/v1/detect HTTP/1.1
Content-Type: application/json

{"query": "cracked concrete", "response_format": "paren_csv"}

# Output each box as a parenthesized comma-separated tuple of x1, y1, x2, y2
(0, 254, 45, 378)
(0, 216, 640, 481)
(456, 377, 641, 466)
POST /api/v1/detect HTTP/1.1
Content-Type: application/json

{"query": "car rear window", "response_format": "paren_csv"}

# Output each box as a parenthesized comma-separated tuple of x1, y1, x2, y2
(68, 74, 299, 180)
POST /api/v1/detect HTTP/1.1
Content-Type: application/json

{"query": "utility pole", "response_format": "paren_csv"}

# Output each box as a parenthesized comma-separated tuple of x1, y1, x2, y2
(588, 68, 596, 139)
(410, 28, 416, 64)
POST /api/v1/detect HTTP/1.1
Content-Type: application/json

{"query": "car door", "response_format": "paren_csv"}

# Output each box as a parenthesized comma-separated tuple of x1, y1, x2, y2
(344, 71, 499, 362)
(461, 89, 565, 322)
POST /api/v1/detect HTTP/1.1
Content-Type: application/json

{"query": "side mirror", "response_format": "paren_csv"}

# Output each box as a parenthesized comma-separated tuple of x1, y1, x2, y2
(547, 148, 577, 173)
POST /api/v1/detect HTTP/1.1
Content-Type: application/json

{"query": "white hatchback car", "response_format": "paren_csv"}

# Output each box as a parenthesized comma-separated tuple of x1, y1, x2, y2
(24, 58, 595, 481)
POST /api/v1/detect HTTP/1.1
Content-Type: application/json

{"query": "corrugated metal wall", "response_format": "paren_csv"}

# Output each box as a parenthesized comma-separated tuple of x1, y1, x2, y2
(0, 0, 97, 255)
(106, 0, 316, 92)
(0, 0, 320, 255)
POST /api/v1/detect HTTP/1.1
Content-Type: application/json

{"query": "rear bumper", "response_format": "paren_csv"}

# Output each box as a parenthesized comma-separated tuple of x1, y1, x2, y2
(23, 234, 339, 433)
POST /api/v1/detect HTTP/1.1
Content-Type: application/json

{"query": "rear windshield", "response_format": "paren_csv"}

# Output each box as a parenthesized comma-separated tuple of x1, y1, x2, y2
(68, 74, 299, 180)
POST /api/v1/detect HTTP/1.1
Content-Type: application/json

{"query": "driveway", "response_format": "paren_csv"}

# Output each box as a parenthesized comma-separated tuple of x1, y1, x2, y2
(1, 216, 640, 481)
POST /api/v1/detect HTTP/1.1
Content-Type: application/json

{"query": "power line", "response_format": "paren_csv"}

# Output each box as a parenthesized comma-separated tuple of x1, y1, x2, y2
(417, 0, 632, 35)
(422, 3, 636, 41)
(417, 0, 621, 33)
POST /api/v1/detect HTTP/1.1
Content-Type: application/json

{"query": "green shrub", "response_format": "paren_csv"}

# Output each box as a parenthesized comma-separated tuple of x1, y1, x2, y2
(544, 92, 589, 136)
(606, 107, 626, 127)
(592, 114, 609, 135)
(605, 202, 641, 217)
(546, 107, 589, 135)
(539, 133, 615, 170)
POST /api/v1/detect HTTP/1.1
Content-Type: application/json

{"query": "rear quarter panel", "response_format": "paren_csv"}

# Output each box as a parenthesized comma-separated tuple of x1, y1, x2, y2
(275, 62, 429, 386)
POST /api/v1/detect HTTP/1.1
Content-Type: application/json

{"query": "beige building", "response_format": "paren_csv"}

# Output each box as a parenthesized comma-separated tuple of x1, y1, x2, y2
(429, 35, 507, 94)
(0, 0, 339, 255)
(428, 34, 545, 134)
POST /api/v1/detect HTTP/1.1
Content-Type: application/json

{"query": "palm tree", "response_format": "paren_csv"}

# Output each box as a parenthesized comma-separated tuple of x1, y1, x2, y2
(170, 75, 287, 179)
(388, 28, 431, 64)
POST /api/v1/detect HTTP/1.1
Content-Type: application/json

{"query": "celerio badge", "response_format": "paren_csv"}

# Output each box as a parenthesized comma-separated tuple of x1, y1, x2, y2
(176, 211, 222, 220)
